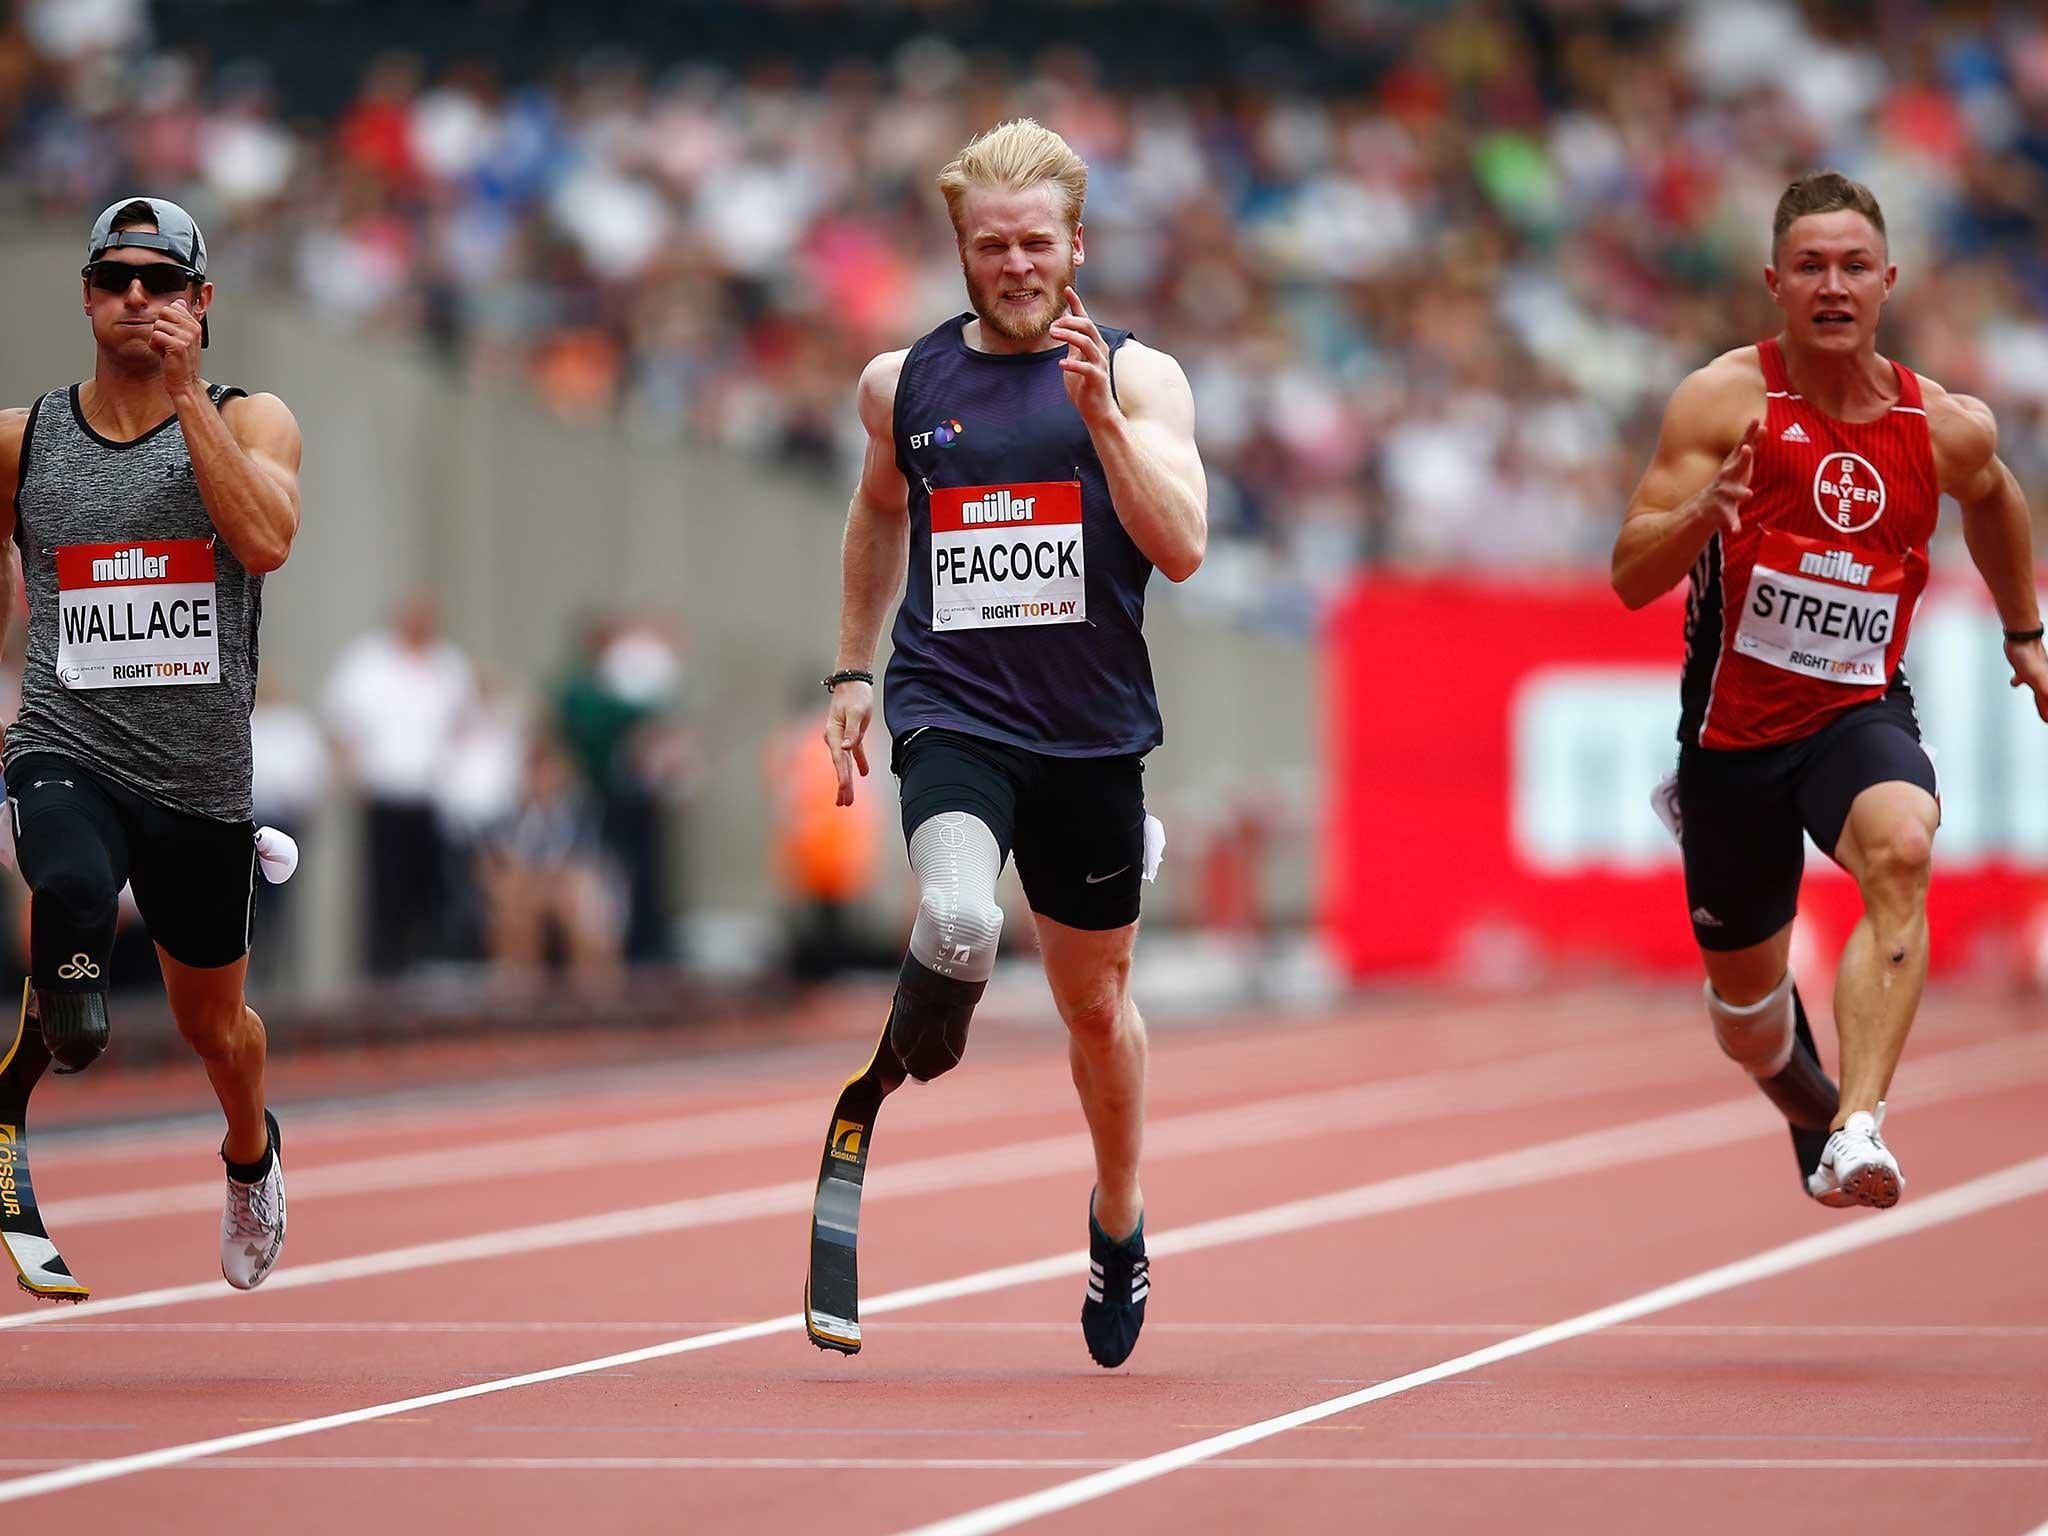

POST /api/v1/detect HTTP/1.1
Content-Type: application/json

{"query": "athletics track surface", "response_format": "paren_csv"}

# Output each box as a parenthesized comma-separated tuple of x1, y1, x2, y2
(3, 985, 2046, 1534)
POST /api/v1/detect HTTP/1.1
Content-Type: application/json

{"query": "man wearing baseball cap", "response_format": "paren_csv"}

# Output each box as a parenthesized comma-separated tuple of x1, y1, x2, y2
(0, 195, 303, 1300)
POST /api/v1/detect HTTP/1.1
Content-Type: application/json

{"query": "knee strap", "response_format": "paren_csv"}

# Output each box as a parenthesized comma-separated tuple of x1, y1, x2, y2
(37, 988, 109, 1075)
(889, 954, 984, 1083)
(1706, 972, 1795, 1077)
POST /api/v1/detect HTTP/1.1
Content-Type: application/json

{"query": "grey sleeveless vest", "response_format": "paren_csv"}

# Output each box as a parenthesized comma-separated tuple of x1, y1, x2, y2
(7, 383, 263, 821)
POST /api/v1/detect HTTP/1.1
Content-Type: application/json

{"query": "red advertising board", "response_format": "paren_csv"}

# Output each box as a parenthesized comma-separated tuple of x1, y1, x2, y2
(1321, 574, 2048, 979)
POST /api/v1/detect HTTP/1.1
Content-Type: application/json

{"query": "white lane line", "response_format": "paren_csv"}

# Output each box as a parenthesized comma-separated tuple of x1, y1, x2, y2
(0, 1457, 2043, 1474)
(50, 1320, 2048, 1338)
(30, 995, 1556, 1169)
(0, 1034, 1772, 1332)
(41, 1030, 1706, 1228)
(874, 1322, 2048, 1339)
(894, 1153, 2048, 1536)
(7, 1031, 2045, 1338)
(2, 1087, 2046, 1506)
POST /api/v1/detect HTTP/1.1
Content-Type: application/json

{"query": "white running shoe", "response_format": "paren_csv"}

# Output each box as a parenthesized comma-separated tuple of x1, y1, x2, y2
(221, 1109, 286, 1290)
(1805, 1103, 1903, 1209)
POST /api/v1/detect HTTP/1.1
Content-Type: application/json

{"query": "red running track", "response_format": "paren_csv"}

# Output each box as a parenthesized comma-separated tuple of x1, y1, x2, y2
(2, 986, 2045, 1535)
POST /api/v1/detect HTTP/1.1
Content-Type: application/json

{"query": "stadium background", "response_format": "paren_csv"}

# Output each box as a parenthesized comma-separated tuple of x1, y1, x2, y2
(3, 0, 2047, 1053)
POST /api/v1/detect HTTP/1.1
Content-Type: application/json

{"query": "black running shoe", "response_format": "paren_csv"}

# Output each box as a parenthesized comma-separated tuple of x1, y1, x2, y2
(1081, 1202, 1149, 1369)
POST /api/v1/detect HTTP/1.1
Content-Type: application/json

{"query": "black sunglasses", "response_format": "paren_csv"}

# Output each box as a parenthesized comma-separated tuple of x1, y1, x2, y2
(83, 260, 200, 296)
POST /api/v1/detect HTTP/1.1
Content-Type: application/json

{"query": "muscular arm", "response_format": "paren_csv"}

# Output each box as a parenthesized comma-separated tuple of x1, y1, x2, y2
(834, 352, 911, 675)
(1084, 341, 1208, 582)
(1931, 386, 2048, 720)
(0, 407, 24, 640)
(1049, 289, 1207, 581)
(1932, 389, 2043, 633)
(1611, 355, 1762, 610)
(179, 388, 302, 574)
(823, 351, 911, 804)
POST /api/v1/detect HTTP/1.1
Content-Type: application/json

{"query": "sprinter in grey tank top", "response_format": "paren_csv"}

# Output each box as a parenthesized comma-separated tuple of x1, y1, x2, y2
(0, 196, 303, 1300)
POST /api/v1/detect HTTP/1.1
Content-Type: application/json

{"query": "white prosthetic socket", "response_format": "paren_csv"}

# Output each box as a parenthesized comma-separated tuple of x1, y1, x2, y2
(1705, 970, 1796, 1079)
(893, 812, 1005, 1081)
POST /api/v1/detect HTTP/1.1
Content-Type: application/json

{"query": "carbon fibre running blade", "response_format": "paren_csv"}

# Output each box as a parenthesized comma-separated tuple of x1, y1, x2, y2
(1, 982, 90, 1303)
(805, 1023, 905, 1355)
(805, 1074, 886, 1353)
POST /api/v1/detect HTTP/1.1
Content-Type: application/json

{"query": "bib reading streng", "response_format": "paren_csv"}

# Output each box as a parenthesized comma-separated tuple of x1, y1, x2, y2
(1731, 528, 1904, 687)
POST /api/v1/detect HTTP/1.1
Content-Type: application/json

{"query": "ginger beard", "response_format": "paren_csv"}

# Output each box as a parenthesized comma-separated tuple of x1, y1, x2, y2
(961, 242, 1077, 345)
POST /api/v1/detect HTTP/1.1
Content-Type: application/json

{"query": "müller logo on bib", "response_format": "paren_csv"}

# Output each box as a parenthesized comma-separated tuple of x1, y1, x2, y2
(1813, 452, 1886, 534)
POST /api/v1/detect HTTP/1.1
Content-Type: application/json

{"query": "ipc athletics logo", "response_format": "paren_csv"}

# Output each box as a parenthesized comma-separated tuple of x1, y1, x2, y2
(1813, 452, 1886, 534)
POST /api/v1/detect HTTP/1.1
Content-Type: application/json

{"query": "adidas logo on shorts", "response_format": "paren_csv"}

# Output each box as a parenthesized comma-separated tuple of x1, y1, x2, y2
(1691, 906, 1723, 927)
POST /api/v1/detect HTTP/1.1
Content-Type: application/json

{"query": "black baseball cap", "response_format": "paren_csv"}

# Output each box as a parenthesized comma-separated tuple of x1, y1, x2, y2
(84, 195, 211, 347)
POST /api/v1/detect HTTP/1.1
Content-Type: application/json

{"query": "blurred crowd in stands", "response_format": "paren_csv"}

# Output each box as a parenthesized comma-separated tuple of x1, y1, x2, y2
(6, 0, 2048, 629)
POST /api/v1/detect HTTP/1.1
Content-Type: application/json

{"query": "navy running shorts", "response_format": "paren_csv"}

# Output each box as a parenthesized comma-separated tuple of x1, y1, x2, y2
(1675, 686, 1937, 952)
(6, 751, 259, 970)
(892, 726, 1146, 932)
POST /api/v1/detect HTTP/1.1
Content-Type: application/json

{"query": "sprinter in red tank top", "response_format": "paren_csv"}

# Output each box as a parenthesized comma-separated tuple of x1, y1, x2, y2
(1613, 171, 2048, 1211)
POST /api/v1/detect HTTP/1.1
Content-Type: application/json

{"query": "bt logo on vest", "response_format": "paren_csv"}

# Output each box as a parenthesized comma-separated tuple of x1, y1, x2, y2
(910, 419, 965, 450)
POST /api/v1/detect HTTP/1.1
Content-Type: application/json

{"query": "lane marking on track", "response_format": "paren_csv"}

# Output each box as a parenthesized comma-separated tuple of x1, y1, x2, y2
(0, 1456, 2044, 1474)
(895, 1152, 2048, 1536)
(0, 1044, 2045, 1505)
(39, 1031, 1708, 1228)
(45, 1320, 2048, 1339)
(30, 996, 1560, 1168)
(0, 1033, 1807, 1332)
(12, 1029, 2043, 1336)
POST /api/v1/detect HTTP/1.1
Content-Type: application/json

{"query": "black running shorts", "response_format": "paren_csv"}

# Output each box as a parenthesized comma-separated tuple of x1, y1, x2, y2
(1675, 687, 1937, 952)
(893, 726, 1146, 931)
(6, 751, 259, 970)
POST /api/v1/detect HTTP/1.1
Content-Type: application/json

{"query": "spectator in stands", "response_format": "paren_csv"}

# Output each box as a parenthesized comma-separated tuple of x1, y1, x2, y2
(554, 614, 692, 965)
(475, 733, 623, 994)
(323, 592, 475, 977)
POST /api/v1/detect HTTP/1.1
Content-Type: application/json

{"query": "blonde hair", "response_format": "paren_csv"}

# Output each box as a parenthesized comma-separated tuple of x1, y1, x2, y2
(937, 118, 1088, 237)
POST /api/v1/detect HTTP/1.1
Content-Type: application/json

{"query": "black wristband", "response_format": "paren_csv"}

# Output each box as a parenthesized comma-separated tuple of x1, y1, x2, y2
(2005, 626, 2046, 644)
(821, 669, 874, 690)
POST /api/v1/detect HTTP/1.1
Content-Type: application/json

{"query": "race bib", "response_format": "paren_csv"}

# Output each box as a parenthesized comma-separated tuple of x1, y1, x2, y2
(53, 539, 221, 689)
(929, 481, 1085, 631)
(1733, 528, 1902, 686)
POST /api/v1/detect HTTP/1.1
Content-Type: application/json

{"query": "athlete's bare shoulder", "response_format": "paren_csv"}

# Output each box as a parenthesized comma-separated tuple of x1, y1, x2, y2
(219, 390, 302, 445)
(1914, 373, 1998, 483)
(856, 349, 910, 437)
(0, 405, 28, 494)
(1110, 338, 1191, 409)
(1667, 347, 1767, 444)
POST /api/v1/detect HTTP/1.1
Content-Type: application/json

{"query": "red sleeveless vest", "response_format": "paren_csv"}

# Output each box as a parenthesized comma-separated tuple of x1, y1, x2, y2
(1679, 338, 1939, 749)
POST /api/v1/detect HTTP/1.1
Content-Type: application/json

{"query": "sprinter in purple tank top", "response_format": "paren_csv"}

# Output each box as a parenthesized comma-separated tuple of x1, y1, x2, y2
(0, 197, 301, 1302)
(803, 119, 1208, 1368)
